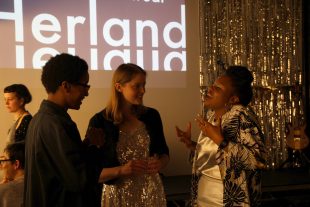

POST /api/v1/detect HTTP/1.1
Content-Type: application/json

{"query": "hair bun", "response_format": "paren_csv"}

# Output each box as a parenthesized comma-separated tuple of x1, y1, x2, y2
(244, 74, 254, 85)
(225, 66, 253, 106)
(227, 66, 253, 84)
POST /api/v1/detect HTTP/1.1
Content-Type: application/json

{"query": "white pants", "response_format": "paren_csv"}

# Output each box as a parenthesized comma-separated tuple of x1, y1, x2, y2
(197, 175, 223, 207)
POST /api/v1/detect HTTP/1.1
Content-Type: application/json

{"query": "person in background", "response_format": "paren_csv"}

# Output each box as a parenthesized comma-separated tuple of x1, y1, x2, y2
(0, 142, 25, 207)
(85, 63, 170, 207)
(24, 53, 103, 207)
(176, 66, 266, 207)
(4, 84, 32, 143)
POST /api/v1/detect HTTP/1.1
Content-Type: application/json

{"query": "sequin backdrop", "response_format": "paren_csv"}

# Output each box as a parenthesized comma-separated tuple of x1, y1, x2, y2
(199, 0, 303, 169)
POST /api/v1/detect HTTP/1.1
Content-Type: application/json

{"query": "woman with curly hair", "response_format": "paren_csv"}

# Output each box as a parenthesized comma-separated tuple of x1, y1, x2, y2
(176, 66, 266, 207)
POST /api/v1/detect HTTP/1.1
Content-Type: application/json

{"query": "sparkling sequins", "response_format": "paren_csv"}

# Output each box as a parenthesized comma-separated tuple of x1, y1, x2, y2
(102, 126, 166, 207)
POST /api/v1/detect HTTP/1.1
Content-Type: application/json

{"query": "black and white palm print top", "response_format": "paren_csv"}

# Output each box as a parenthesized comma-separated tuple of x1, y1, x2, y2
(216, 105, 266, 207)
(191, 105, 266, 207)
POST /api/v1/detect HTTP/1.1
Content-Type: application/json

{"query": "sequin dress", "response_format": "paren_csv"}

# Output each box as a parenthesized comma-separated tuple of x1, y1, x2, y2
(101, 125, 166, 207)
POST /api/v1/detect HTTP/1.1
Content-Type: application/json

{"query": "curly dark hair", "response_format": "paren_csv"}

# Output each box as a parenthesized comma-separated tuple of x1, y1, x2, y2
(4, 84, 32, 105)
(41, 53, 88, 93)
(225, 66, 254, 106)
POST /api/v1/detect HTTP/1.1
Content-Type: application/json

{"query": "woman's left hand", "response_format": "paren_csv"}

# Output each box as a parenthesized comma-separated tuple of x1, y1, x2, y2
(146, 154, 170, 174)
(195, 114, 224, 145)
(147, 155, 162, 174)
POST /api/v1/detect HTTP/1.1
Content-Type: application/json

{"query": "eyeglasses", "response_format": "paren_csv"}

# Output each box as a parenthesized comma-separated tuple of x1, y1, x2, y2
(72, 82, 91, 89)
(0, 159, 14, 164)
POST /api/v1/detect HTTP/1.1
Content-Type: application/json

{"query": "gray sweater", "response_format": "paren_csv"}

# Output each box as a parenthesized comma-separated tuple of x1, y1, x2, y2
(0, 177, 24, 207)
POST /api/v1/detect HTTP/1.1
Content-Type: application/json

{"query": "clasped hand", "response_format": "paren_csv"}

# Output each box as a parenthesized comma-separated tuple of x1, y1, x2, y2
(121, 155, 162, 176)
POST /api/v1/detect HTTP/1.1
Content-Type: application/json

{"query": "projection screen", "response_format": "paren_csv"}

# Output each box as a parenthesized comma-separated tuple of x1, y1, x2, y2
(0, 0, 186, 88)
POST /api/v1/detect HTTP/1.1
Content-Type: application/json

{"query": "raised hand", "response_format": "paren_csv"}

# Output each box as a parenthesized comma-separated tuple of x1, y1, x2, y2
(195, 114, 223, 145)
(175, 122, 196, 150)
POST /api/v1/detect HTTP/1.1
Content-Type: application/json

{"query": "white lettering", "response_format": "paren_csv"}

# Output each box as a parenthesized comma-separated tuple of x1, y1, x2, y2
(135, 50, 159, 71)
(91, 48, 98, 70)
(103, 49, 130, 70)
(32, 48, 59, 68)
(67, 16, 86, 45)
(89, 0, 97, 45)
(0, 0, 24, 42)
(1, 1, 186, 71)
(137, 50, 144, 67)
(16, 45, 24, 68)
(103, 19, 130, 47)
(152, 50, 159, 71)
(136, 20, 158, 47)
(67, 47, 76, 55)
(32, 14, 61, 44)
(164, 51, 186, 71)
(163, 5, 185, 48)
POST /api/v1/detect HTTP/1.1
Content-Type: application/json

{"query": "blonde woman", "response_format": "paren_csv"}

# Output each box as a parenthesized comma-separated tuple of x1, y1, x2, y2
(85, 63, 169, 207)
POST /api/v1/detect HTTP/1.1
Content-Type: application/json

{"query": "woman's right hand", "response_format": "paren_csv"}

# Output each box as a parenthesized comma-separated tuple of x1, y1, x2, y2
(175, 122, 196, 150)
(119, 160, 148, 177)
(98, 160, 147, 183)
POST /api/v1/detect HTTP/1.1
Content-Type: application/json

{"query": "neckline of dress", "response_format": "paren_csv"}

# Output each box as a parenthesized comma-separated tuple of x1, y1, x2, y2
(14, 111, 28, 121)
(119, 124, 145, 136)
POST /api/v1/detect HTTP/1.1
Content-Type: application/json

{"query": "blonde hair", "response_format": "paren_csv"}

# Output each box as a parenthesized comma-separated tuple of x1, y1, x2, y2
(104, 63, 147, 124)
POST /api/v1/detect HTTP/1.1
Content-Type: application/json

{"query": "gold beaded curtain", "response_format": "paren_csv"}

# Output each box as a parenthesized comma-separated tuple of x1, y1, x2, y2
(199, 0, 303, 169)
